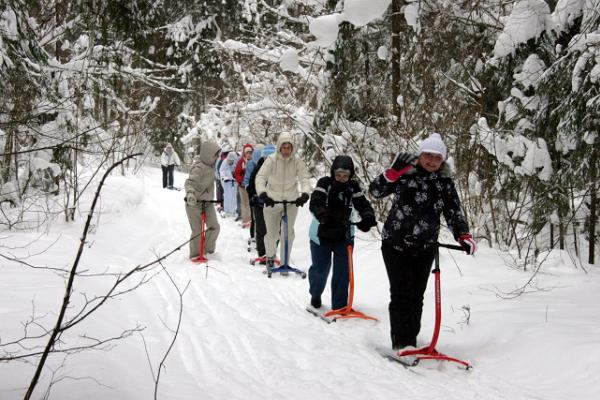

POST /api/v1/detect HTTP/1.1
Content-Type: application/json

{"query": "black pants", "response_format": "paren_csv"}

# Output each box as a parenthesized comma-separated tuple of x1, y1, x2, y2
(381, 241, 436, 349)
(253, 205, 267, 257)
(215, 179, 224, 206)
(162, 165, 174, 188)
(250, 205, 256, 238)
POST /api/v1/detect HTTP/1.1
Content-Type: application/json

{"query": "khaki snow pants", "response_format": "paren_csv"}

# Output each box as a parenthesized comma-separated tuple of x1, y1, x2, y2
(239, 186, 251, 223)
(263, 203, 298, 261)
(186, 202, 220, 258)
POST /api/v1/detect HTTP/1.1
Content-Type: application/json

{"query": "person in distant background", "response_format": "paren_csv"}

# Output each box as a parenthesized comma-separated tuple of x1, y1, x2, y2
(219, 151, 239, 217)
(234, 143, 254, 228)
(160, 143, 181, 189)
(215, 143, 232, 212)
(368, 133, 476, 351)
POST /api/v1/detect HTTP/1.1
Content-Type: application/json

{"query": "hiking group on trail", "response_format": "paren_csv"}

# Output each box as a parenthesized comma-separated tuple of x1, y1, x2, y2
(180, 131, 477, 353)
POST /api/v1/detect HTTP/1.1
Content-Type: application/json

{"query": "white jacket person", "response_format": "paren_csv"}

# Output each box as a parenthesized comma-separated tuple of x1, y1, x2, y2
(255, 132, 311, 265)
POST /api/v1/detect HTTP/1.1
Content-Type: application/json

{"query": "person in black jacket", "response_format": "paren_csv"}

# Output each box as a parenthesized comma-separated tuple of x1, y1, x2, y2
(246, 144, 276, 262)
(308, 156, 377, 310)
(369, 133, 476, 350)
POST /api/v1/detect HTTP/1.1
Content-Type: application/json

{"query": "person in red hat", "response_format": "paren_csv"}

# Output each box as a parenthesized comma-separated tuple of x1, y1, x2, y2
(234, 143, 254, 227)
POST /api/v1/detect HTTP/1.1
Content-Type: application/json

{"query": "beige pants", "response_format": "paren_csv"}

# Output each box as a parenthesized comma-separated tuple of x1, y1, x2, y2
(186, 203, 220, 258)
(239, 186, 251, 223)
(263, 203, 298, 261)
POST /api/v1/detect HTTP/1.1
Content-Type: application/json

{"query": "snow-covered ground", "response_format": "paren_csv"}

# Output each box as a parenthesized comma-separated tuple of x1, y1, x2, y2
(1, 167, 599, 400)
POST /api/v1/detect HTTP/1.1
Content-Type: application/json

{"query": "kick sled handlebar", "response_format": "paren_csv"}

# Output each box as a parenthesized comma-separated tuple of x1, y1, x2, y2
(183, 198, 220, 204)
(271, 200, 296, 205)
(437, 243, 464, 251)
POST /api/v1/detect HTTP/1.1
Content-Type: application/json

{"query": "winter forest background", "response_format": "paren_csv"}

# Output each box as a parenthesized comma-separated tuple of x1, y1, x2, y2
(1, 0, 599, 399)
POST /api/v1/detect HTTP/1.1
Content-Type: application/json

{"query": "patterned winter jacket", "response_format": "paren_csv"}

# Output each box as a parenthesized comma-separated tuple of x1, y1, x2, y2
(369, 164, 469, 251)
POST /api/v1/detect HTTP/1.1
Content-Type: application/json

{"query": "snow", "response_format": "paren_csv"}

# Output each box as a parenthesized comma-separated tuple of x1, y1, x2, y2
(473, 117, 553, 180)
(567, 32, 600, 92)
(308, 0, 392, 47)
(1, 166, 599, 399)
(551, 0, 586, 33)
(280, 48, 300, 72)
(493, 0, 551, 58)
(376, 46, 388, 60)
(404, 1, 421, 34)
(0, 9, 19, 40)
(309, 14, 341, 47)
(342, 0, 391, 27)
(513, 54, 546, 89)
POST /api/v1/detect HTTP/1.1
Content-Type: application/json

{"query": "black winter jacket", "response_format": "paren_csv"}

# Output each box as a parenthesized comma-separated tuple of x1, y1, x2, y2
(310, 177, 375, 244)
(369, 164, 469, 251)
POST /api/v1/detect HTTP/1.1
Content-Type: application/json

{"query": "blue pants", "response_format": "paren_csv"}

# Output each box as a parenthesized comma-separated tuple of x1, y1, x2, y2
(308, 240, 350, 310)
(222, 180, 237, 215)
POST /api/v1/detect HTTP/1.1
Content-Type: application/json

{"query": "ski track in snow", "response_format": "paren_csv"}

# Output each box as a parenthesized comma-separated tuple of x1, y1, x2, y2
(1, 167, 596, 400)
(134, 169, 538, 400)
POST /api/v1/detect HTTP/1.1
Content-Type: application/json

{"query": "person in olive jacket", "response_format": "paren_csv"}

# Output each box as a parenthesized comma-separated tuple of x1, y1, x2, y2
(184, 140, 221, 259)
(369, 133, 476, 350)
(308, 155, 376, 310)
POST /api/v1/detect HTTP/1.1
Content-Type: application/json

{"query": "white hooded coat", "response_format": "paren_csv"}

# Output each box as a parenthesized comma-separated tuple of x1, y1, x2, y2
(255, 132, 311, 201)
(160, 146, 181, 167)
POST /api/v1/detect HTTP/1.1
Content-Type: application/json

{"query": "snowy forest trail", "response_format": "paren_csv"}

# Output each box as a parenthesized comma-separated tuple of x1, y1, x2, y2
(2, 167, 599, 400)
(129, 168, 542, 400)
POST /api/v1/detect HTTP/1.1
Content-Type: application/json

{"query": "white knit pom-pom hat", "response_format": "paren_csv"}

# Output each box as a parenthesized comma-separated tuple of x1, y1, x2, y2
(417, 133, 447, 160)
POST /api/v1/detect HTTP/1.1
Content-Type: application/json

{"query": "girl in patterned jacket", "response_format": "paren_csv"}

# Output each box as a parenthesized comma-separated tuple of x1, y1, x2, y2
(369, 133, 476, 350)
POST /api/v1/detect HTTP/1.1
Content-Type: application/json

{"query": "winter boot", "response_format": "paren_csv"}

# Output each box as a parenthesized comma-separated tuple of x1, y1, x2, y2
(266, 257, 275, 274)
(310, 296, 322, 309)
(391, 334, 416, 350)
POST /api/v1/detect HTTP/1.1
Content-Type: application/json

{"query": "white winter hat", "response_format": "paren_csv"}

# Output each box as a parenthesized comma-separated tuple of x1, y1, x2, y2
(417, 133, 447, 160)
(221, 143, 232, 153)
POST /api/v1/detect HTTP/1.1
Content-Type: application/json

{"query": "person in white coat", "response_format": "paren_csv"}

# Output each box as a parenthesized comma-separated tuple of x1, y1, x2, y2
(255, 132, 311, 269)
(219, 151, 239, 216)
(161, 143, 181, 189)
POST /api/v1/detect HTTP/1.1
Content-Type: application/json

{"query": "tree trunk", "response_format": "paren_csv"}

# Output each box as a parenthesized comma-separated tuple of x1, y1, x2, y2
(2, 130, 13, 182)
(390, 0, 406, 123)
(589, 147, 597, 264)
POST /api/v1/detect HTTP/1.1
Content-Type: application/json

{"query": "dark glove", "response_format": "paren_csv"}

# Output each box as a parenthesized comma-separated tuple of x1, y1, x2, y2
(385, 152, 416, 182)
(295, 193, 309, 207)
(249, 195, 257, 207)
(317, 223, 348, 244)
(458, 233, 477, 255)
(315, 208, 332, 225)
(356, 215, 377, 232)
(259, 192, 275, 207)
(391, 152, 417, 170)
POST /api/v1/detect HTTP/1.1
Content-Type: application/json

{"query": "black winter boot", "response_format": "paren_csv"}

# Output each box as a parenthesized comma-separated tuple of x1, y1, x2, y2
(311, 296, 322, 309)
(392, 334, 416, 350)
